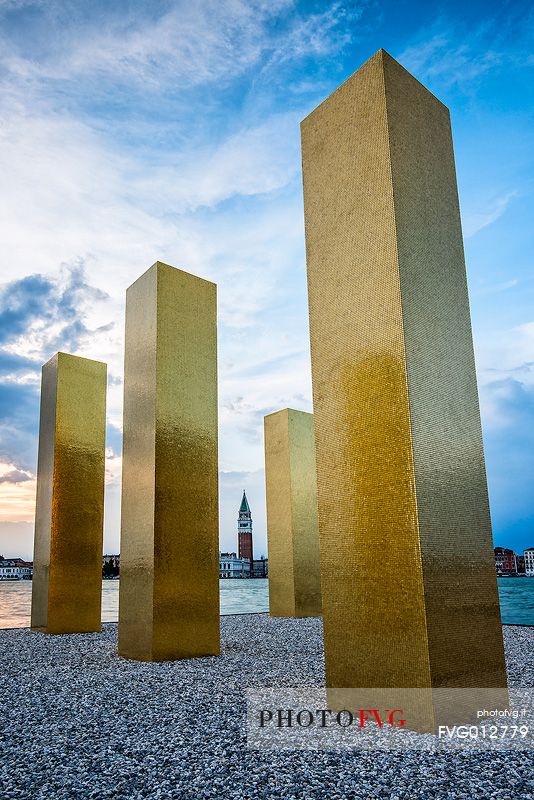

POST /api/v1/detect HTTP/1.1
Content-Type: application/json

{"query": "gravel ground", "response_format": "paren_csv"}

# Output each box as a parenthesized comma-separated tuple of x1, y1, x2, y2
(0, 617, 532, 800)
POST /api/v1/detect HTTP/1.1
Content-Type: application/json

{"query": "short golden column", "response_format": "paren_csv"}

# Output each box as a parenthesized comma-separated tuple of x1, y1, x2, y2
(31, 353, 107, 634)
(264, 409, 321, 617)
(118, 261, 219, 661)
(301, 49, 507, 707)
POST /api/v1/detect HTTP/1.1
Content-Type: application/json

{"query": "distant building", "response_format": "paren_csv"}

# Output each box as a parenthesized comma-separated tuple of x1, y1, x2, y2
(524, 548, 534, 577)
(494, 547, 517, 576)
(103, 554, 120, 578)
(237, 490, 253, 572)
(516, 555, 526, 575)
(0, 556, 32, 580)
(219, 552, 250, 578)
(252, 557, 268, 578)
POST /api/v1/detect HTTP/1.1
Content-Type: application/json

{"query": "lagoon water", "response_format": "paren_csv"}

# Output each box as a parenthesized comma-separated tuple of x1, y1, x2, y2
(496, 577, 534, 625)
(0, 576, 532, 629)
(0, 578, 270, 628)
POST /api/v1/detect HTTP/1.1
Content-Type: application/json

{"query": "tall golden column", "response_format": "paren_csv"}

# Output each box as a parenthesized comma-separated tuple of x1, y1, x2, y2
(118, 261, 219, 661)
(301, 49, 507, 713)
(31, 353, 107, 634)
(264, 409, 321, 617)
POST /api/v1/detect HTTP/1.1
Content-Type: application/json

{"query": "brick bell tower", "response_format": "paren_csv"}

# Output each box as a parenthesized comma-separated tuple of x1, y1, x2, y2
(237, 490, 253, 575)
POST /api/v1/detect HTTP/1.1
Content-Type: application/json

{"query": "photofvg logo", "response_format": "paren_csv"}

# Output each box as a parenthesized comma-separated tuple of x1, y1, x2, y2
(246, 689, 413, 751)
(259, 707, 405, 729)
(246, 688, 534, 751)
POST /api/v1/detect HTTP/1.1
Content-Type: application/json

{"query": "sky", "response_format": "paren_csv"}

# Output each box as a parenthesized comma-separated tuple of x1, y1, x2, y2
(0, 0, 532, 561)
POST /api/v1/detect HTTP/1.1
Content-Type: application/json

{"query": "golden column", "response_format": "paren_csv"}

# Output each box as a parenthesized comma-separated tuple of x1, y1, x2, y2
(301, 50, 507, 708)
(264, 409, 321, 617)
(118, 261, 219, 661)
(31, 353, 107, 634)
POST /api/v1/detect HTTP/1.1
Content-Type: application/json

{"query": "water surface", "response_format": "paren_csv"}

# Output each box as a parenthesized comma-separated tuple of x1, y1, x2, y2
(1, 576, 532, 628)
(0, 578, 270, 628)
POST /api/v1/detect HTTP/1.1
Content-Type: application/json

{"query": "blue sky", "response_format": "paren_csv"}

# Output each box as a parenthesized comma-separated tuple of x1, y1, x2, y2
(0, 0, 532, 560)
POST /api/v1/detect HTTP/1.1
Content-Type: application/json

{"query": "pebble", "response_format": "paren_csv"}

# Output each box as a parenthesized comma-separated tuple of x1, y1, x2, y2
(0, 617, 532, 799)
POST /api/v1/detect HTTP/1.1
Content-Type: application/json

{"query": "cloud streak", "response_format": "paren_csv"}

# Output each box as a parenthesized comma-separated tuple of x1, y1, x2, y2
(463, 191, 517, 238)
(0, 0, 361, 97)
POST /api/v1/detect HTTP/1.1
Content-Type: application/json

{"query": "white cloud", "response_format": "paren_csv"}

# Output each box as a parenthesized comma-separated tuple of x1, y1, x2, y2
(0, 1, 291, 88)
(473, 278, 518, 295)
(0, 72, 312, 548)
(0, 462, 36, 523)
(260, 1, 362, 69)
(0, 0, 365, 551)
(475, 318, 534, 433)
(477, 320, 534, 380)
(0, 104, 178, 298)
(0, 100, 308, 429)
(135, 112, 302, 215)
(462, 191, 517, 238)
(396, 26, 502, 89)
(0, 0, 359, 95)
(104, 449, 122, 486)
(0, 372, 40, 386)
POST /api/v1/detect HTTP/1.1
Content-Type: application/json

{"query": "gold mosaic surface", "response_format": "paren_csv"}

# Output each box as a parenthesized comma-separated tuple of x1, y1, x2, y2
(301, 49, 507, 700)
(264, 409, 322, 617)
(31, 353, 107, 634)
(118, 262, 219, 661)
